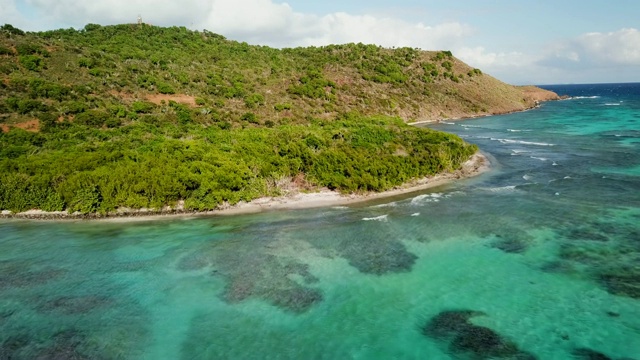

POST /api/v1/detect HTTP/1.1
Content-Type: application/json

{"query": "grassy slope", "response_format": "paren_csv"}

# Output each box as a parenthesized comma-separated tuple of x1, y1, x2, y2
(0, 24, 556, 214)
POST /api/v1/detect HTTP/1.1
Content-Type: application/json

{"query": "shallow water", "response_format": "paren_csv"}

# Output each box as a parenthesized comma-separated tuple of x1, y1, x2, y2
(1, 83, 639, 359)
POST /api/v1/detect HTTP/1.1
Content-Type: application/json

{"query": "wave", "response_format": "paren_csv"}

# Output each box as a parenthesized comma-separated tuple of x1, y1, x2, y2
(523, 174, 533, 181)
(492, 138, 555, 146)
(371, 202, 397, 208)
(530, 156, 548, 161)
(332, 206, 349, 210)
(411, 193, 444, 205)
(460, 124, 483, 128)
(571, 96, 600, 99)
(497, 138, 554, 146)
(603, 103, 621, 106)
(483, 185, 518, 193)
(440, 121, 455, 125)
(507, 129, 531, 132)
(362, 215, 388, 222)
(411, 213, 420, 217)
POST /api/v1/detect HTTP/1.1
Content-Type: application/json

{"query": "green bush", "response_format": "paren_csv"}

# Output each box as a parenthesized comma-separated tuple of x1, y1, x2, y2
(131, 101, 156, 113)
(244, 93, 265, 108)
(19, 55, 43, 71)
(241, 112, 258, 123)
(274, 103, 292, 111)
(157, 82, 175, 94)
(1, 24, 25, 36)
(74, 110, 110, 127)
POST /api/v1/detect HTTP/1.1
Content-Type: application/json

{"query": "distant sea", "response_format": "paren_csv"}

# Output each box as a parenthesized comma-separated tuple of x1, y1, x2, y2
(1, 83, 639, 359)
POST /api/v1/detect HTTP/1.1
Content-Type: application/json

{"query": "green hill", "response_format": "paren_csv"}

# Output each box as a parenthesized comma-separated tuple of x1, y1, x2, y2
(0, 23, 557, 215)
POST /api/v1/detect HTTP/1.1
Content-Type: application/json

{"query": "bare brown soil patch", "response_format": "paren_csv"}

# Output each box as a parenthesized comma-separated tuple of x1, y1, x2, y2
(15, 119, 41, 132)
(1, 119, 40, 133)
(145, 94, 197, 106)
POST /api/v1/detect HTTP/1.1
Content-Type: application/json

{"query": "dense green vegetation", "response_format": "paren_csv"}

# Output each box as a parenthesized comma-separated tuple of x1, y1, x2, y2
(0, 23, 486, 213)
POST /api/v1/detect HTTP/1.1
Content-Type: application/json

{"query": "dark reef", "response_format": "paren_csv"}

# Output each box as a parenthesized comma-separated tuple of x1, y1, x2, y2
(421, 310, 536, 359)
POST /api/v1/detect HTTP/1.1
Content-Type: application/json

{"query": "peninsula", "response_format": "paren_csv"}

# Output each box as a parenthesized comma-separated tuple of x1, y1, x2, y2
(0, 24, 558, 218)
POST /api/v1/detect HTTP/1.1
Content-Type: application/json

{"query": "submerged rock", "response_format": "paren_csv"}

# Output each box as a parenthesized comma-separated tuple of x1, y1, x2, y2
(572, 347, 613, 360)
(37, 295, 113, 315)
(491, 237, 528, 254)
(0, 329, 96, 360)
(0, 334, 30, 359)
(0, 261, 66, 289)
(598, 270, 640, 299)
(342, 238, 417, 275)
(218, 252, 322, 313)
(421, 310, 536, 359)
(421, 310, 483, 339)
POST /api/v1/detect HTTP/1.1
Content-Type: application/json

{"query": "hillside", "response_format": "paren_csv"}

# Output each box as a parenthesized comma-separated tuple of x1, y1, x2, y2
(0, 23, 557, 215)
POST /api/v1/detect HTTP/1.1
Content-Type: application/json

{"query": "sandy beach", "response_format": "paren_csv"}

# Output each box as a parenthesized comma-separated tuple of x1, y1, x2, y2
(0, 152, 489, 221)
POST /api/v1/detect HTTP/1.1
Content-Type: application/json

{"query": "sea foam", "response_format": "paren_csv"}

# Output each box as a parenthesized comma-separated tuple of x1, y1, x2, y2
(492, 138, 555, 146)
(362, 215, 388, 222)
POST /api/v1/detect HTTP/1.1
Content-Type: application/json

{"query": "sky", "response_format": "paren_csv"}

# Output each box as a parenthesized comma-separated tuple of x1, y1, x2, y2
(1, 0, 639, 85)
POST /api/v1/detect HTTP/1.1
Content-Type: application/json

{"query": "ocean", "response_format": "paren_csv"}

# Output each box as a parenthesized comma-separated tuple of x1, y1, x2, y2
(1, 83, 639, 359)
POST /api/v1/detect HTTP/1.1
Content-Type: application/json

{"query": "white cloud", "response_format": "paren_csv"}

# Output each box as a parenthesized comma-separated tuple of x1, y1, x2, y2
(24, 0, 214, 27)
(7, 0, 470, 51)
(577, 28, 640, 65)
(197, 2, 471, 50)
(455, 29, 640, 84)
(540, 28, 640, 67)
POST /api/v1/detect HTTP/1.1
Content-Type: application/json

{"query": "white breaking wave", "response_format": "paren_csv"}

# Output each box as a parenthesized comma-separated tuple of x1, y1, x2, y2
(411, 193, 445, 205)
(572, 96, 600, 99)
(603, 103, 621, 106)
(484, 185, 518, 193)
(492, 138, 555, 146)
(362, 215, 388, 222)
(371, 202, 397, 208)
(411, 213, 420, 217)
(523, 174, 533, 181)
(507, 129, 532, 132)
(530, 156, 548, 161)
(441, 121, 455, 125)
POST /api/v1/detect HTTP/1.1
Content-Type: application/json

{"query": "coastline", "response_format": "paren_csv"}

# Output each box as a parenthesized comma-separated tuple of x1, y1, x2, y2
(0, 152, 489, 222)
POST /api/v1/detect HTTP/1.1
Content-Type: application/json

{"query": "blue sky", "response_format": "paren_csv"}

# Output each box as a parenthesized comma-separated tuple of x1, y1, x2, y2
(2, 0, 639, 85)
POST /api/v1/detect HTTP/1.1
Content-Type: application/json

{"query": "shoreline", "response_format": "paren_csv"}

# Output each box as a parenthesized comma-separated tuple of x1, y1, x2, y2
(0, 153, 490, 222)
(407, 103, 544, 126)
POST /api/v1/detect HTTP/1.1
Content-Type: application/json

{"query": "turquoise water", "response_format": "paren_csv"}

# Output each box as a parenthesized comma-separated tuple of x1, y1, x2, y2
(1, 83, 640, 359)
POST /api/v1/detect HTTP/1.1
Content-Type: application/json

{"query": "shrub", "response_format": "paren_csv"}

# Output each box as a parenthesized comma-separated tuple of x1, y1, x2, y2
(1, 24, 25, 36)
(274, 103, 292, 112)
(19, 55, 43, 71)
(131, 101, 156, 113)
(241, 112, 258, 124)
(74, 110, 110, 127)
(0, 46, 13, 56)
(78, 57, 94, 68)
(157, 82, 176, 94)
(244, 93, 265, 108)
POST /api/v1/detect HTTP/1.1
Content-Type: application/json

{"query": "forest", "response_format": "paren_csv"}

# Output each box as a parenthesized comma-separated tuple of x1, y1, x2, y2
(0, 23, 485, 213)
